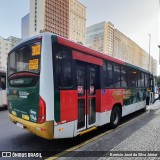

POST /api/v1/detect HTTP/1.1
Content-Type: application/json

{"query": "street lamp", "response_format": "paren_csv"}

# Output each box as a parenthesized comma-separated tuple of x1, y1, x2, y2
(148, 34, 151, 71)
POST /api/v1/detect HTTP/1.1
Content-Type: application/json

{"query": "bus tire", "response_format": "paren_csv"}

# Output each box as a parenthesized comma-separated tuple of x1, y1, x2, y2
(110, 106, 121, 129)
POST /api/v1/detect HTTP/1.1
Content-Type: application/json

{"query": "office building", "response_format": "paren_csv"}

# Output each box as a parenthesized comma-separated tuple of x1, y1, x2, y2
(0, 36, 21, 70)
(29, 0, 86, 44)
(86, 22, 114, 55)
(86, 21, 157, 75)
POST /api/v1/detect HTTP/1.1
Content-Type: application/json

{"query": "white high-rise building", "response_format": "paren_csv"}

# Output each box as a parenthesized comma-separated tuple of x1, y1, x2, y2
(0, 36, 21, 70)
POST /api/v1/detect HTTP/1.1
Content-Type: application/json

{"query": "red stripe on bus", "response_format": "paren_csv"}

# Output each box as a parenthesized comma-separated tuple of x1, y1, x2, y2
(73, 50, 103, 66)
(57, 36, 125, 65)
(9, 73, 39, 78)
(96, 89, 124, 112)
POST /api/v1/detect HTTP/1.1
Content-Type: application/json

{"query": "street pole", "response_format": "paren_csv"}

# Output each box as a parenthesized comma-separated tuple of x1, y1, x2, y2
(158, 45, 160, 65)
(148, 34, 151, 72)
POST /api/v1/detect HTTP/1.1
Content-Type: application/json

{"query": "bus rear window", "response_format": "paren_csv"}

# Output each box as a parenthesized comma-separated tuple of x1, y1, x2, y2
(8, 42, 41, 77)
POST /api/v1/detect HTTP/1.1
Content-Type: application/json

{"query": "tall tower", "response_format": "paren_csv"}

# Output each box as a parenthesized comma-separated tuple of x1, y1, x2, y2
(29, 0, 86, 44)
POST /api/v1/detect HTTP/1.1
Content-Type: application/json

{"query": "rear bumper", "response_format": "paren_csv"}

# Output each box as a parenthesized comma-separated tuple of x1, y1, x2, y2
(9, 113, 54, 140)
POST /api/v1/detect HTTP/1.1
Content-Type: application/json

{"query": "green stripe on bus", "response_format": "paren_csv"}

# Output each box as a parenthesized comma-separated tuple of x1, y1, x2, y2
(54, 90, 61, 122)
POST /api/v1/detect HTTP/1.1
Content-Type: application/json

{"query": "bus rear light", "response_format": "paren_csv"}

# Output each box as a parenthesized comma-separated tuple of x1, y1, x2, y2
(38, 96, 46, 124)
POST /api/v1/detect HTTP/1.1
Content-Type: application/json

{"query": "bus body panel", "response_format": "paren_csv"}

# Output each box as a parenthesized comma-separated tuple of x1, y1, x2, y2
(122, 101, 146, 117)
(7, 40, 41, 123)
(8, 82, 39, 122)
(39, 34, 54, 121)
(96, 111, 111, 126)
(7, 34, 55, 139)
(59, 90, 77, 122)
(54, 121, 75, 138)
(97, 89, 124, 112)
(9, 113, 54, 139)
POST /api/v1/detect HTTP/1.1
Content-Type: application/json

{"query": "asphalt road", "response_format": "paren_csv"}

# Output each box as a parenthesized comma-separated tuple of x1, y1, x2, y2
(58, 102, 160, 160)
(0, 101, 160, 160)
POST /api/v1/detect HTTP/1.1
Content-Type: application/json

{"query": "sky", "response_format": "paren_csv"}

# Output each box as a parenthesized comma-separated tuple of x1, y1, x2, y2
(0, 0, 159, 68)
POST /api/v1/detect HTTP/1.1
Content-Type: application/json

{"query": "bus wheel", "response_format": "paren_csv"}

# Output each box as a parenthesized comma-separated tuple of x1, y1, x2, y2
(110, 106, 121, 129)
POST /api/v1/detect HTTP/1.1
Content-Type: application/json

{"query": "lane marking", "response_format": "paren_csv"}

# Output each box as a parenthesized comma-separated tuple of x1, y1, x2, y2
(46, 111, 148, 160)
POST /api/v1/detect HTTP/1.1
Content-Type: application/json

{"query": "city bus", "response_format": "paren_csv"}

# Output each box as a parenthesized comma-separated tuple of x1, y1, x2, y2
(0, 70, 7, 108)
(7, 33, 155, 139)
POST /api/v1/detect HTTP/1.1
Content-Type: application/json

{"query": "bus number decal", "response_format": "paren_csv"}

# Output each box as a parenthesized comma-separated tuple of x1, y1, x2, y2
(32, 45, 41, 56)
(29, 59, 39, 70)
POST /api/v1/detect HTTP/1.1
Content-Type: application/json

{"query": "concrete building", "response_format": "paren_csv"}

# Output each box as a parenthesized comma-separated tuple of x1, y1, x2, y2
(29, 0, 86, 44)
(69, 0, 86, 44)
(21, 13, 30, 40)
(86, 21, 157, 75)
(0, 36, 21, 70)
(86, 22, 114, 56)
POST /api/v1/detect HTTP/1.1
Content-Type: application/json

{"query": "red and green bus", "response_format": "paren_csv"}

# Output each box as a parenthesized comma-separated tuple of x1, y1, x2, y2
(7, 33, 155, 139)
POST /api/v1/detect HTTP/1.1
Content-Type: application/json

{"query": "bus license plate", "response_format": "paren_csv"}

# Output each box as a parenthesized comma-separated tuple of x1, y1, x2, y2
(16, 122, 24, 129)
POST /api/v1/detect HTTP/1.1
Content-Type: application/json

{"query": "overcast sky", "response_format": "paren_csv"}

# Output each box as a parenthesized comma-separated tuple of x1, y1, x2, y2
(80, 0, 159, 62)
(0, 0, 159, 65)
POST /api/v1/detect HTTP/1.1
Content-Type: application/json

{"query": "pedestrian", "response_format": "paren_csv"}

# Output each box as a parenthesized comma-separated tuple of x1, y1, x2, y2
(153, 87, 160, 103)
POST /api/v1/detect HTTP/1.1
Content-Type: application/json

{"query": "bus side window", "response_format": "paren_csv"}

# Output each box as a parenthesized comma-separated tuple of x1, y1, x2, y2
(121, 66, 127, 88)
(103, 62, 107, 87)
(114, 65, 121, 88)
(105, 63, 114, 88)
(145, 74, 149, 87)
(127, 69, 132, 88)
(141, 73, 145, 87)
(55, 46, 72, 88)
(128, 69, 138, 88)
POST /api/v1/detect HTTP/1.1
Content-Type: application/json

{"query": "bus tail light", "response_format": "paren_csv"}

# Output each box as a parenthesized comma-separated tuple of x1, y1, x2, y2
(38, 96, 46, 124)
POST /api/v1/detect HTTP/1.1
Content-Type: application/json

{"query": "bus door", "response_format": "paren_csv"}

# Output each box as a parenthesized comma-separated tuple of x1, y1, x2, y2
(77, 61, 98, 131)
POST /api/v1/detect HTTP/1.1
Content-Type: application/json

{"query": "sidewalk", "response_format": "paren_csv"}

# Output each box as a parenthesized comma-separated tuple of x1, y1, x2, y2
(147, 99, 160, 110)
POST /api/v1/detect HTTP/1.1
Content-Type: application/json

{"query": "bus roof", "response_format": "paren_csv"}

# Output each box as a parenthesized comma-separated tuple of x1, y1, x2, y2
(9, 32, 150, 74)
(56, 35, 150, 74)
